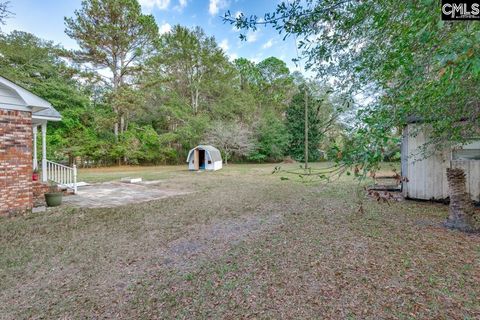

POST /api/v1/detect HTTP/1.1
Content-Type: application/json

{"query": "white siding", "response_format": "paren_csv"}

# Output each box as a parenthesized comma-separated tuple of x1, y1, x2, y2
(204, 151, 215, 170)
(403, 124, 449, 200)
(0, 76, 54, 112)
(188, 158, 195, 171)
(0, 85, 29, 111)
(213, 161, 222, 171)
(452, 160, 480, 201)
(403, 124, 480, 201)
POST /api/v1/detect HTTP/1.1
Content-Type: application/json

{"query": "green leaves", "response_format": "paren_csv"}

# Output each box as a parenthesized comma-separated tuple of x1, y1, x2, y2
(249, 113, 290, 162)
(226, 0, 480, 174)
(65, 0, 159, 138)
(286, 84, 334, 162)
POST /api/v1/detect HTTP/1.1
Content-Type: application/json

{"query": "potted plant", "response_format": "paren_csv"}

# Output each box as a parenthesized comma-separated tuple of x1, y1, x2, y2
(44, 181, 63, 207)
(32, 168, 39, 181)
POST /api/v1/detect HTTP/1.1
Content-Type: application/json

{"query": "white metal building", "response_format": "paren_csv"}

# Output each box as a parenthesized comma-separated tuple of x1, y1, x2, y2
(401, 122, 480, 202)
(186, 145, 223, 171)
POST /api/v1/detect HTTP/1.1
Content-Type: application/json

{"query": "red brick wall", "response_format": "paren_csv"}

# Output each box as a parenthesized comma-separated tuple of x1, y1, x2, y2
(0, 109, 33, 216)
(33, 180, 49, 207)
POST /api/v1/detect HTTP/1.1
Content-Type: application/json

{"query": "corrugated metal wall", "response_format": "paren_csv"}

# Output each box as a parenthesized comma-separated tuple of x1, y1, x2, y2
(402, 124, 479, 201)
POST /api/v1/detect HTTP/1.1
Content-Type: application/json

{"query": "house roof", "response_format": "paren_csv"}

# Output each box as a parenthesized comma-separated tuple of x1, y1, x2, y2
(186, 145, 222, 163)
(0, 75, 61, 121)
(32, 106, 62, 121)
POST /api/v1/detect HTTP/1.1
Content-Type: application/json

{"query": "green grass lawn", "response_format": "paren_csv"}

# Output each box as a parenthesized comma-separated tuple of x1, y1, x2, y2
(77, 164, 186, 183)
(1, 163, 478, 319)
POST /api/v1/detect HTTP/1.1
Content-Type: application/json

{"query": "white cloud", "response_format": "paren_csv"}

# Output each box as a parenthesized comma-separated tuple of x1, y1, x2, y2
(209, 0, 228, 16)
(235, 11, 242, 18)
(179, 0, 187, 8)
(251, 53, 263, 64)
(262, 38, 274, 49)
(218, 40, 237, 62)
(159, 23, 172, 34)
(219, 39, 229, 52)
(174, 0, 187, 11)
(229, 53, 238, 61)
(139, 0, 170, 10)
(246, 30, 260, 43)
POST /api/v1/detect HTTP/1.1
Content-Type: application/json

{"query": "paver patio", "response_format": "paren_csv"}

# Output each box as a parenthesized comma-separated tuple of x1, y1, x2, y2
(63, 181, 189, 208)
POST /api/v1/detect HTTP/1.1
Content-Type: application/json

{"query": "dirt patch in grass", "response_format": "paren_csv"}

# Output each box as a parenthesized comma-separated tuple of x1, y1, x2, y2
(1, 164, 479, 319)
(163, 213, 283, 271)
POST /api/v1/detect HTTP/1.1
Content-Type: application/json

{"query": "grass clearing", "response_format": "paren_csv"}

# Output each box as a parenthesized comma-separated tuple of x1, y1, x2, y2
(1, 163, 479, 319)
(77, 165, 186, 183)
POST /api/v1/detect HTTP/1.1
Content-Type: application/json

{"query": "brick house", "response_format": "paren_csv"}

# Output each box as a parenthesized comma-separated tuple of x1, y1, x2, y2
(0, 75, 67, 216)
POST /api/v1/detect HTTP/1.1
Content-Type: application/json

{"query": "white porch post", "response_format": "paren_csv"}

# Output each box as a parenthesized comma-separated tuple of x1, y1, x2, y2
(32, 125, 38, 170)
(73, 164, 77, 194)
(41, 122, 47, 182)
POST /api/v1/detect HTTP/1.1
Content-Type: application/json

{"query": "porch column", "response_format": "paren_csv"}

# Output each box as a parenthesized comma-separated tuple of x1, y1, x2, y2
(41, 122, 47, 182)
(32, 125, 38, 170)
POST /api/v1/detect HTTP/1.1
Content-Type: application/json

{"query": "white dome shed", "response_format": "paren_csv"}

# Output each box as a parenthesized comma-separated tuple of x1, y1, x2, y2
(186, 145, 223, 171)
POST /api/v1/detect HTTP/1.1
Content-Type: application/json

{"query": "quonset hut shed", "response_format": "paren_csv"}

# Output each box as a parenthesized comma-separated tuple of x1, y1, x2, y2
(186, 145, 222, 171)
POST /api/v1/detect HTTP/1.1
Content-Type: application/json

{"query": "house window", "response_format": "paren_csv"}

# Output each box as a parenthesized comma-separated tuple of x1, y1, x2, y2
(452, 140, 480, 160)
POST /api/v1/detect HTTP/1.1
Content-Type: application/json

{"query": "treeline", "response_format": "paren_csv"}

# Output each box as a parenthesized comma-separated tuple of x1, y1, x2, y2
(0, 0, 343, 166)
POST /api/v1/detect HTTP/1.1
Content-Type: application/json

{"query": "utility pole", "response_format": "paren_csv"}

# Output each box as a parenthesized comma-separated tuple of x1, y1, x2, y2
(304, 87, 308, 170)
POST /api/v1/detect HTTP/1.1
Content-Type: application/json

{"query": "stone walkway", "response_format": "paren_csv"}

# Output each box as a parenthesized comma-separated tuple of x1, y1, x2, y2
(63, 181, 188, 208)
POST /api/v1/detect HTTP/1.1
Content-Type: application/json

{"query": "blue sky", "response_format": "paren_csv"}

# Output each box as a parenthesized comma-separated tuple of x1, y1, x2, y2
(3, 0, 302, 71)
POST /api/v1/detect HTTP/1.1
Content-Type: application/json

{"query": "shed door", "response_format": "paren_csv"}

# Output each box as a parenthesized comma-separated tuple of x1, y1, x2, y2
(199, 149, 206, 169)
(194, 149, 199, 171)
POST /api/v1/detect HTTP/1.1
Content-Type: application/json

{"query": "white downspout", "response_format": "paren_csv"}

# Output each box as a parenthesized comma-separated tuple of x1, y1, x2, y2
(32, 125, 38, 170)
(41, 122, 47, 182)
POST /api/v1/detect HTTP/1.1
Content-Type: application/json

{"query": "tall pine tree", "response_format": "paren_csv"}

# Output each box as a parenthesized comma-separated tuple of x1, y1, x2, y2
(65, 0, 158, 138)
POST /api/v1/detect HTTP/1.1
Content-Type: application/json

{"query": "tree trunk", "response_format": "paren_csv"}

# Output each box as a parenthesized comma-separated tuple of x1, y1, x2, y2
(114, 121, 119, 140)
(445, 167, 478, 232)
(195, 89, 200, 114)
(112, 65, 120, 140)
(120, 114, 125, 135)
(191, 88, 199, 114)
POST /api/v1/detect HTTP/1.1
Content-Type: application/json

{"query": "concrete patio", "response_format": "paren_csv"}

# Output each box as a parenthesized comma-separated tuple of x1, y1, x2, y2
(62, 181, 189, 208)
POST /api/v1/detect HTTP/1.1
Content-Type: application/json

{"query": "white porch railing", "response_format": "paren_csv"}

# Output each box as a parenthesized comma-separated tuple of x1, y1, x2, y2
(45, 160, 77, 194)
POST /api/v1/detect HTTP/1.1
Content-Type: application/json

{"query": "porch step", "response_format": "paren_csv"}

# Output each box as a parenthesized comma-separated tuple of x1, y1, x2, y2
(59, 181, 89, 190)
